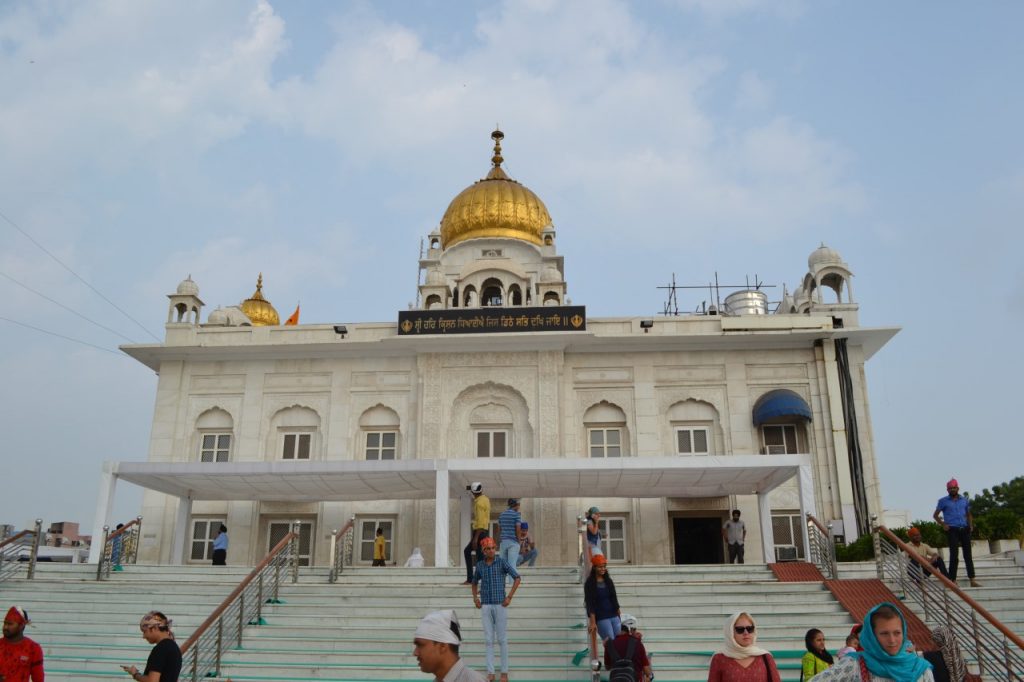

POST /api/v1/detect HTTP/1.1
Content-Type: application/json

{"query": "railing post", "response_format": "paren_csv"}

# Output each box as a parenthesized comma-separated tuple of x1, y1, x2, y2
(329, 528, 338, 583)
(191, 647, 198, 682)
(257, 573, 264, 624)
(27, 519, 42, 580)
(97, 525, 110, 581)
(870, 514, 882, 580)
(970, 610, 984, 677)
(132, 516, 143, 564)
(238, 592, 245, 647)
(826, 522, 837, 579)
(290, 521, 300, 584)
(215, 617, 223, 678)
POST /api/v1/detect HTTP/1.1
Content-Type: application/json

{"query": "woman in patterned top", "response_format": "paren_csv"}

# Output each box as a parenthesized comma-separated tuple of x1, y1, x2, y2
(707, 612, 781, 682)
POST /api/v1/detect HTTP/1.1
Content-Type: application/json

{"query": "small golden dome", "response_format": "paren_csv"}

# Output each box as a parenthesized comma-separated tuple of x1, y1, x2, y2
(439, 129, 552, 249)
(240, 273, 280, 326)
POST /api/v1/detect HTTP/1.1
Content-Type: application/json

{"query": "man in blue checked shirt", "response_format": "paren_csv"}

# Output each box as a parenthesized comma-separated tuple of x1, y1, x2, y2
(471, 536, 521, 682)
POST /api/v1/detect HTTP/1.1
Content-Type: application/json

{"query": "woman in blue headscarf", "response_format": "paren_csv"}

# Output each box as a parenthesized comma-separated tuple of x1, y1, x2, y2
(809, 603, 933, 682)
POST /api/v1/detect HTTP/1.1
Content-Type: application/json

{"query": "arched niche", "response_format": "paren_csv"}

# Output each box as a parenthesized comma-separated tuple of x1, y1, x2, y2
(447, 382, 533, 459)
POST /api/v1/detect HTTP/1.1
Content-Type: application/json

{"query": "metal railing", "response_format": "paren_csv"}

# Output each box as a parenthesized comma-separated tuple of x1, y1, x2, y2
(328, 516, 356, 583)
(872, 517, 1024, 681)
(180, 522, 301, 681)
(805, 513, 837, 579)
(0, 520, 42, 583)
(97, 516, 143, 580)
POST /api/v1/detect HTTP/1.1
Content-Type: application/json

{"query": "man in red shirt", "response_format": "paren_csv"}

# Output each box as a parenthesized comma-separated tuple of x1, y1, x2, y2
(603, 614, 652, 682)
(0, 606, 44, 682)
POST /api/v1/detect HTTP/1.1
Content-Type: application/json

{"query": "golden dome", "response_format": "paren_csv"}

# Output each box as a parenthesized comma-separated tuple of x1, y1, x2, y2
(439, 129, 552, 249)
(240, 273, 280, 326)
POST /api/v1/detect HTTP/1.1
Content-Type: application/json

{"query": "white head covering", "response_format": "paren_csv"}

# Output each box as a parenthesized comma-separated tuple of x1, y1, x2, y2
(414, 610, 462, 645)
(717, 612, 771, 660)
(405, 547, 425, 568)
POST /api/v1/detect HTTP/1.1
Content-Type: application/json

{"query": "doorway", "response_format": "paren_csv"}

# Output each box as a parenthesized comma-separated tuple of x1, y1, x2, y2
(672, 517, 724, 564)
(267, 520, 314, 566)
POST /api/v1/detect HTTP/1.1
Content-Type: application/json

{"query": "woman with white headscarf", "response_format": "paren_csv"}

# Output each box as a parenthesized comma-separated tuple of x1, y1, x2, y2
(809, 603, 934, 682)
(707, 612, 781, 682)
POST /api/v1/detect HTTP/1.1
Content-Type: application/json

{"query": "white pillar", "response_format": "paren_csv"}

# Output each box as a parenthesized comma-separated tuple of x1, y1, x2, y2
(170, 496, 192, 565)
(460, 492, 472, 567)
(798, 463, 817, 560)
(758, 493, 774, 563)
(88, 462, 118, 564)
(434, 466, 449, 568)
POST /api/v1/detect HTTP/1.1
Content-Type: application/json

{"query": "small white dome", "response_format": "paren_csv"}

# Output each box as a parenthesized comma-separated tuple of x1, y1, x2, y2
(176, 276, 199, 296)
(808, 243, 843, 270)
(207, 307, 228, 325)
(541, 265, 561, 283)
(207, 306, 251, 327)
(426, 268, 445, 285)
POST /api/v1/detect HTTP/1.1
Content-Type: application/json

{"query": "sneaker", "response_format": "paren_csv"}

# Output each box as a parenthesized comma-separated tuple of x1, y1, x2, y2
(970, 578, 982, 587)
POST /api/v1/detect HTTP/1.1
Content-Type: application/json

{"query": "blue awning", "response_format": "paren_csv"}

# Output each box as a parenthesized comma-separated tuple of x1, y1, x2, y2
(752, 389, 812, 426)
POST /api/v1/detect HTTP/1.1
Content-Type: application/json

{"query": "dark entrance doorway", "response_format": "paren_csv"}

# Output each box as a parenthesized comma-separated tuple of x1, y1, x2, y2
(673, 517, 724, 564)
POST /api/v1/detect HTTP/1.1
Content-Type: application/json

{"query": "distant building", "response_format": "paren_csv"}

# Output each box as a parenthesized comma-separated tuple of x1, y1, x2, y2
(48, 521, 83, 546)
(96, 130, 898, 567)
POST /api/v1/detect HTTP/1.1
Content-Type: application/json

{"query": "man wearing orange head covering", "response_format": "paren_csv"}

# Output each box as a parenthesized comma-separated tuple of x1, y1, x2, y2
(0, 606, 44, 682)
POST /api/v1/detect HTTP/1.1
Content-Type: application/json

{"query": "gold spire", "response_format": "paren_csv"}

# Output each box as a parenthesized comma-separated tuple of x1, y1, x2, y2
(240, 272, 280, 326)
(439, 129, 551, 249)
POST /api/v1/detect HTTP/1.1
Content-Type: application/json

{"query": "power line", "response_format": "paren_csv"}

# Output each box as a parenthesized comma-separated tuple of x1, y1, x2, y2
(0, 270, 138, 344)
(0, 316, 128, 357)
(0, 208, 161, 341)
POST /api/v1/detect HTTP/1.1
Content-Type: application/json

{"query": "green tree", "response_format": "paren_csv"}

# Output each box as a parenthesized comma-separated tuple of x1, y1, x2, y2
(970, 475, 1024, 518)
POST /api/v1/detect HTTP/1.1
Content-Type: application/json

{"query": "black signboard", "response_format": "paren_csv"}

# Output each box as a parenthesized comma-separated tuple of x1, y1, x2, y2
(398, 306, 586, 335)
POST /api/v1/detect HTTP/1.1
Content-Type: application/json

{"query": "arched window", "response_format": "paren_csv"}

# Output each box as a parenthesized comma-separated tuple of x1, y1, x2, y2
(752, 390, 812, 454)
(463, 285, 477, 308)
(481, 278, 503, 307)
(196, 408, 233, 462)
(470, 403, 513, 457)
(359, 405, 400, 460)
(268, 406, 321, 461)
(583, 401, 628, 457)
(667, 399, 719, 456)
(543, 291, 560, 306)
(507, 284, 523, 306)
(425, 294, 442, 309)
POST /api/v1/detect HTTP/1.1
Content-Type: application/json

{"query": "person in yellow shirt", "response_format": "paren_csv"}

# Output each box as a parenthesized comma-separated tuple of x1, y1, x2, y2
(373, 527, 387, 566)
(463, 482, 490, 585)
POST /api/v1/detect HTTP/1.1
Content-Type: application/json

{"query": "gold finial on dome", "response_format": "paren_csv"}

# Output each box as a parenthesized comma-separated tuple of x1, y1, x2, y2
(240, 272, 280, 326)
(439, 128, 552, 249)
(487, 127, 507, 179)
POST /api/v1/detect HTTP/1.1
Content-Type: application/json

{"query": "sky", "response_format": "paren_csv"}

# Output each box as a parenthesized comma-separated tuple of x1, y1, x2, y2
(1, 0, 1021, 532)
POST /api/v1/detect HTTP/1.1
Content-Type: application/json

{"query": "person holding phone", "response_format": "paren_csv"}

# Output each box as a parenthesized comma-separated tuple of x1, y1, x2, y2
(122, 611, 180, 682)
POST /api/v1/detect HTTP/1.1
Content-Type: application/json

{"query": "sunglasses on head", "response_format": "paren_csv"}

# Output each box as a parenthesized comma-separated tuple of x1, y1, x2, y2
(734, 625, 756, 634)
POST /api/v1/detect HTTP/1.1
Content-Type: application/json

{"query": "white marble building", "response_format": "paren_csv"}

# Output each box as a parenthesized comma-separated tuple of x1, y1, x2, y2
(99, 130, 898, 568)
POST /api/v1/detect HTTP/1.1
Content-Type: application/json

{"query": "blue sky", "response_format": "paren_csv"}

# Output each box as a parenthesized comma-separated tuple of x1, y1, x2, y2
(1, 1, 1020, 531)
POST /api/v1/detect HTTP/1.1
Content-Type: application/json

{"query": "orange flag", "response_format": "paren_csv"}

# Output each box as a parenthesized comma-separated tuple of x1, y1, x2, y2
(284, 303, 300, 326)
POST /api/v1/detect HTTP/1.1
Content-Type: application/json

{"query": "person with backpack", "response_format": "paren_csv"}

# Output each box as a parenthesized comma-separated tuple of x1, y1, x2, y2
(604, 614, 652, 682)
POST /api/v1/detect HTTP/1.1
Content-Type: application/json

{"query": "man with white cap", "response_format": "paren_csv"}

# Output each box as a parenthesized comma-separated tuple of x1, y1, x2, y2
(604, 614, 652, 682)
(462, 482, 490, 585)
(413, 609, 486, 682)
(0, 606, 45, 682)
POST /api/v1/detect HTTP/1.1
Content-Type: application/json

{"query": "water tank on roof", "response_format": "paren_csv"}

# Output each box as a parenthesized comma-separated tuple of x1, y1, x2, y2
(724, 290, 768, 315)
